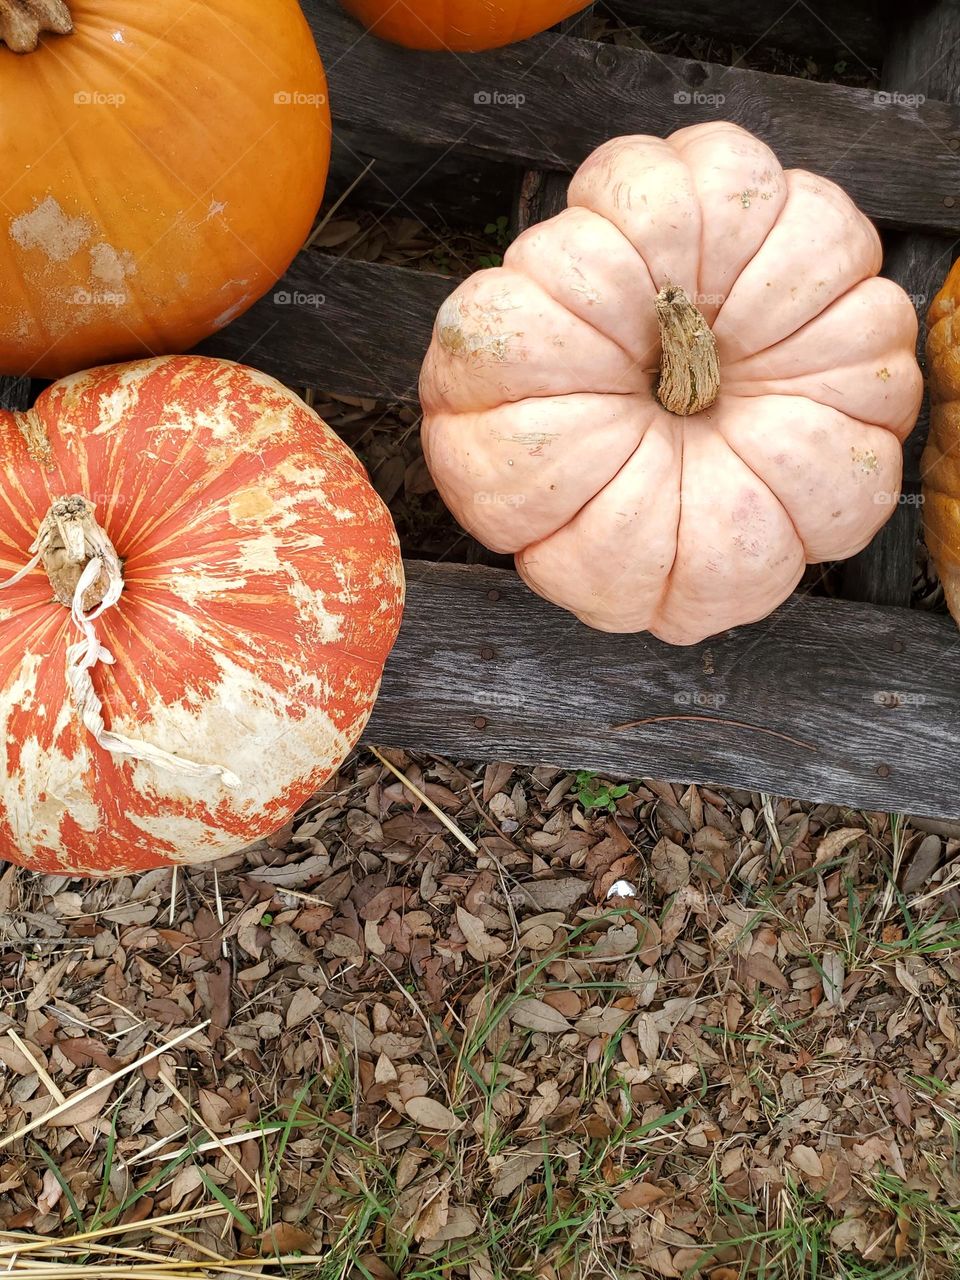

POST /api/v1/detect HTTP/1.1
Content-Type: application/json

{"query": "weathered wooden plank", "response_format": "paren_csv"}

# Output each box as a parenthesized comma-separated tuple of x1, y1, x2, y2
(196, 253, 450, 400)
(366, 561, 960, 818)
(609, 0, 884, 66)
(511, 3, 592, 236)
(327, 126, 515, 225)
(0, 378, 32, 413)
(839, 0, 960, 606)
(308, 0, 960, 236)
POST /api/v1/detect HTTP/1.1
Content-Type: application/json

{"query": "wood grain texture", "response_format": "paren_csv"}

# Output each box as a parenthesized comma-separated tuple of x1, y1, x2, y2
(366, 561, 960, 818)
(838, 0, 960, 606)
(196, 253, 452, 401)
(0, 378, 32, 413)
(327, 125, 516, 225)
(607, 0, 884, 64)
(306, 0, 960, 235)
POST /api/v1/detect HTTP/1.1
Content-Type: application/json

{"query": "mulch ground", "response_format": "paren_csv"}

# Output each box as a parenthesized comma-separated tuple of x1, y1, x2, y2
(3, 754, 960, 1278)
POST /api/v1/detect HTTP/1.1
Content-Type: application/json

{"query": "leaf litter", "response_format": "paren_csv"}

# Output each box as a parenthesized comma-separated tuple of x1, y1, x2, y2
(2, 759, 960, 1277)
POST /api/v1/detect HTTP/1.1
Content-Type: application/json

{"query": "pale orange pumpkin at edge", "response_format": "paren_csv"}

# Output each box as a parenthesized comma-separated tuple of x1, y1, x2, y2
(338, 0, 590, 51)
(0, 0, 330, 379)
(0, 356, 404, 877)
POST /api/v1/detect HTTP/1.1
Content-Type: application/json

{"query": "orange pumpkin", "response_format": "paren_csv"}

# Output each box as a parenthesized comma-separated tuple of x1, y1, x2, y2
(0, 356, 404, 876)
(338, 0, 590, 51)
(923, 260, 960, 620)
(0, 0, 330, 378)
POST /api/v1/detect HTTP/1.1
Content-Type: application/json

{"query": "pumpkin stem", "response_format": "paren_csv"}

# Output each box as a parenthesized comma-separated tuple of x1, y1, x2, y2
(0, 494, 241, 788)
(655, 284, 721, 416)
(36, 495, 121, 612)
(0, 0, 72, 51)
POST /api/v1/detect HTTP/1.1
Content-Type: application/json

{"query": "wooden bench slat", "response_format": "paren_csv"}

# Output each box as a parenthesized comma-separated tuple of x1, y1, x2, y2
(0, 379, 33, 413)
(197, 253, 446, 399)
(309, 0, 960, 236)
(838, 0, 960, 606)
(608, 0, 884, 65)
(367, 559, 960, 818)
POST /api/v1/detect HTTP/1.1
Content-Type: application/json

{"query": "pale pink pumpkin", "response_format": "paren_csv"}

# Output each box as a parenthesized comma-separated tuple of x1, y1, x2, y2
(0, 356, 404, 875)
(420, 122, 923, 643)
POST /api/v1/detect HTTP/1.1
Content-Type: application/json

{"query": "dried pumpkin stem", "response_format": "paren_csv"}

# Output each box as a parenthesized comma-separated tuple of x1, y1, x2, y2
(37, 495, 121, 611)
(0, 0, 72, 52)
(0, 495, 240, 788)
(655, 284, 721, 416)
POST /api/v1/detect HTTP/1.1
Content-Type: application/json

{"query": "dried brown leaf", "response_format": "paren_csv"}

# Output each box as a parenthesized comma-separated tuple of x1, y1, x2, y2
(651, 837, 691, 894)
(814, 827, 865, 865)
(286, 988, 323, 1029)
(745, 953, 790, 991)
(510, 998, 573, 1034)
(456, 907, 508, 963)
(406, 1097, 461, 1131)
(790, 1144, 824, 1178)
(518, 878, 590, 911)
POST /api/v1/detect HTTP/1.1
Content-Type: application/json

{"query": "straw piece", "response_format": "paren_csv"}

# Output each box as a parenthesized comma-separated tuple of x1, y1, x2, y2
(7, 1031, 65, 1104)
(132, 1124, 284, 1166)
(0, 1203, 228, 1258)
(369, 746, 478, 854)
(0, 1022, 209, 1153)
(157, 1071, 264, 1219)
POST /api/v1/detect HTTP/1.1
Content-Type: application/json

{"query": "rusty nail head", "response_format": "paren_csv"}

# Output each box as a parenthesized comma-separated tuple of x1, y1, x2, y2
(876, 763, 891, 778)
(945, 196, 957, 208)
(474, 716, 487, 729)
(487, 589, 500, 602)
(480, 645, 495, 660)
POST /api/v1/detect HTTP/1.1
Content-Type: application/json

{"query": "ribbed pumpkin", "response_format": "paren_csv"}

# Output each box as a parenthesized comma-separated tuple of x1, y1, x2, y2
(922, 259, 960, 621)
(338, 0, 590, 51)
(0, 356, 404, 876)
(421, 122, 924, 644)
(0, 0, 330, 378)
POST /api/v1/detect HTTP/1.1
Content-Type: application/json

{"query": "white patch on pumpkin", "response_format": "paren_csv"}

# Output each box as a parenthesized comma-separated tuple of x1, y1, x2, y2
(166, 567, 248, 608)
(3, 651, 44, 724)
(284, 565, 343, 644)
(124, 648, 355, 856)
(212, 296, 251, 330)
(89, 382, 146, 436)
(236, 531, 284, 575)
(2, 667, 102, 864)
(10, 198, 94, 263)
(436, 295, 515, 363)
(89, 243, 137, 288)
(124, 811, 231, 861)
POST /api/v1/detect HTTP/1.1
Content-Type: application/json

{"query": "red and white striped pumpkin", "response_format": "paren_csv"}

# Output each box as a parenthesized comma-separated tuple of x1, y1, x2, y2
(0, 356, 404, 876)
